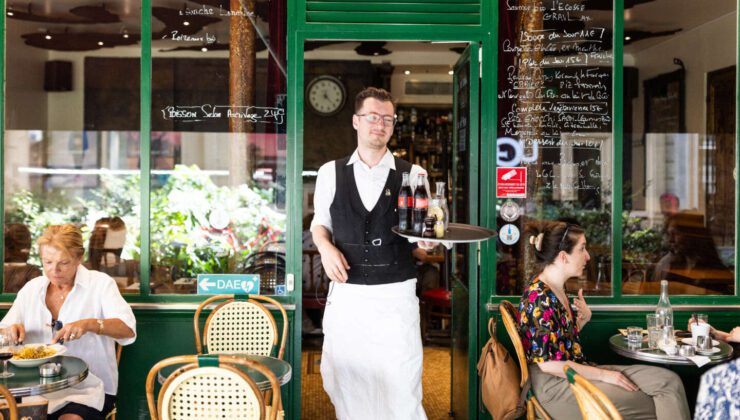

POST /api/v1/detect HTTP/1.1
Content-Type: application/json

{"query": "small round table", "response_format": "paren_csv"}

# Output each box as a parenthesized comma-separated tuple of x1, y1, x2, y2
(157, 354, 292, 390)
(2, 356, 88, 398)
(608, 334, 734, 366)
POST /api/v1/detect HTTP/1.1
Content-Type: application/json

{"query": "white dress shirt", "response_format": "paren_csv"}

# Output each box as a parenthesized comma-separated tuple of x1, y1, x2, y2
(2, 265, 137, 402)
(311, 149, 427, 233)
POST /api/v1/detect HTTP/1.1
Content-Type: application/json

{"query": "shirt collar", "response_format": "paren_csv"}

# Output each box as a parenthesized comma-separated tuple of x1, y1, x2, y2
(40, 264, 90, 298)
(347, 149, 396, 170)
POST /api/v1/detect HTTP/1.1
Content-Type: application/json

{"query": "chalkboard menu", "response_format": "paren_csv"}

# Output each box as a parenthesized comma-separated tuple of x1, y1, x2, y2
(496, 1, 614, 295)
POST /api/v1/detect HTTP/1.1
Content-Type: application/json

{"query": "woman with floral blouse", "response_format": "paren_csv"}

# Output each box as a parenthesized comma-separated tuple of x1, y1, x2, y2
(518, 220, 690, 420)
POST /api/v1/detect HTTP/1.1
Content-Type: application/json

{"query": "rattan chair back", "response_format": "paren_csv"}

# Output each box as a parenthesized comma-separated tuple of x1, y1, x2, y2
(499, 300, 551, 420)
(499, 300, 529, 386)
(146, 354, 280, 420)
(195, 295, 288, 359)
(0, 383, 18, 420)
(564, 366, 622, 420)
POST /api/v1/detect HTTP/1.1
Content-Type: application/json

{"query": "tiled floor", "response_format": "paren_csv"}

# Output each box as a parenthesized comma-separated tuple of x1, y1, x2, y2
(301, 346, 451, 420)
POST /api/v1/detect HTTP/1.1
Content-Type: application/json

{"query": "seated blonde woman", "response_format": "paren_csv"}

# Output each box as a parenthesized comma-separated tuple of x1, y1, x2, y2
(1, 224, 136, 420)
(519, 220, 690, 420)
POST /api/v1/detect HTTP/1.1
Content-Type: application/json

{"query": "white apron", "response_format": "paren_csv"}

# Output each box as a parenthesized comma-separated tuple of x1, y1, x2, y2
(321, 279, 427, 420)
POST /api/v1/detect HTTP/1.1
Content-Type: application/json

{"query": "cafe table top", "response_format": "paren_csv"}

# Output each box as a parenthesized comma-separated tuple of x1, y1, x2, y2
(157, 354, 292, 390)
(1, 355, 88, 397)
(609, 334, 734, 366)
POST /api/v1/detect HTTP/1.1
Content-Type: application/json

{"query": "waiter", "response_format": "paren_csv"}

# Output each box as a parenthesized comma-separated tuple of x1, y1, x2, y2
(311, 87, 429, 420)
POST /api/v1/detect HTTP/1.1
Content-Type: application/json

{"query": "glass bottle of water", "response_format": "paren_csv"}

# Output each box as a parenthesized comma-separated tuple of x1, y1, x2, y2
(655, 280, 673, 328)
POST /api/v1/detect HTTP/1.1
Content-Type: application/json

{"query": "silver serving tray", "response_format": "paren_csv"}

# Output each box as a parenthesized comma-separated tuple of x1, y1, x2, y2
(392, 223, 497, 244)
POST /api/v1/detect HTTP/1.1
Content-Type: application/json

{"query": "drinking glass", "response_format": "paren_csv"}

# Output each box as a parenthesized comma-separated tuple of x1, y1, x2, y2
(627, 326, 643, 343)
(661, 325, 677, 349)
(0, 329, 15, 378)
(646, 314, 662, 348)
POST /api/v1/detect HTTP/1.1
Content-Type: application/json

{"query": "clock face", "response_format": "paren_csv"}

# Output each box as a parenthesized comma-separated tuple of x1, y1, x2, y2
(307, 76, 346, 116)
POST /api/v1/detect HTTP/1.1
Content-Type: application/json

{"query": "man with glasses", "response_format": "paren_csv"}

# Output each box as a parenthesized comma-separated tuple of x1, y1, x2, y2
(311, 87, 429, 419)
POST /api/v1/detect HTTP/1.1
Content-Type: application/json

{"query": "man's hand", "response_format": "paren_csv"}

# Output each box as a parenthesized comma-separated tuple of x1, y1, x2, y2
(319, 243, 350, 283)
(727, 326, 740, 343)
(417, 241, 437, 251)
(573, 289, 591, 328)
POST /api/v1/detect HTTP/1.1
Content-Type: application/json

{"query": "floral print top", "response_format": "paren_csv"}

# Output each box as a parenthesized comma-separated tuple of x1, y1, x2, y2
(518, 277, 587, 364)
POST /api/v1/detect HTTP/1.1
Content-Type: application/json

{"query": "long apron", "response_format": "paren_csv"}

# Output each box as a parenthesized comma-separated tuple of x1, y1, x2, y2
(321, 279, 427, 420)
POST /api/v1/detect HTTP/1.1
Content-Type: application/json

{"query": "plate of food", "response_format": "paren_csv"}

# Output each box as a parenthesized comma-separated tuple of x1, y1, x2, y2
(10, 344, 66, 367)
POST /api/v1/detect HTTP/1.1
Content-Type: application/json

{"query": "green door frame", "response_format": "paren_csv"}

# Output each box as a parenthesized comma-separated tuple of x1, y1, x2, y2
(287, 23, 494, 415)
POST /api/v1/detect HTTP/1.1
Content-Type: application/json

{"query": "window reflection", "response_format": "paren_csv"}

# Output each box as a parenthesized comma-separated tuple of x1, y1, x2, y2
(622, 0, 736, 295)
(148, 0, 287, 294)
(3, 1, 141, 294)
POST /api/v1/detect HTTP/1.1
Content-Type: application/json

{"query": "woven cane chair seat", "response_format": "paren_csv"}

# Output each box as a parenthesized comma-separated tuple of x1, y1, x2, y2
(147, 355, 281, 420)
(195, 295, 288, 359)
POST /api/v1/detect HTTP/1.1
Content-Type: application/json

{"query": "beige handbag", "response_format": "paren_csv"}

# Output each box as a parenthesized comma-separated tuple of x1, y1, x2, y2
(477, 317, 524, 420)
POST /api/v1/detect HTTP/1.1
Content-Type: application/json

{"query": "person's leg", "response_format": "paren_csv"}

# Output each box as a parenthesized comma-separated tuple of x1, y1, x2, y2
(600, 364, 690, 420)
(529, 364, 583, 419)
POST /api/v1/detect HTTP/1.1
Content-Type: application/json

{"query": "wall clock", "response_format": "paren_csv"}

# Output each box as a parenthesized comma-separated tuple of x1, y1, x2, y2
(306, 75, 346, 116)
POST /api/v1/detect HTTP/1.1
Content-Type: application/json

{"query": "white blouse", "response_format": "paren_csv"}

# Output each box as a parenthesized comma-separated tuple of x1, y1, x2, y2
(1, 265, 136, 402)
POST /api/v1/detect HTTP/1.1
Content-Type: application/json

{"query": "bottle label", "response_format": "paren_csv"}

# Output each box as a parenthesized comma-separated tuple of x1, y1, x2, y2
(414, 198, 428, 209)
(398, 197, 406, 208)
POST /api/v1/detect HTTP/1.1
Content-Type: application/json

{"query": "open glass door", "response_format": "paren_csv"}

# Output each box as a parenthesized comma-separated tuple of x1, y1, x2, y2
(450, 43, 480, 419)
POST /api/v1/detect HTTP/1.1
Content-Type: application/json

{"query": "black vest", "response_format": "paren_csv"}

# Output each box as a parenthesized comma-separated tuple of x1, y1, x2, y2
(329, 155, 417, 285)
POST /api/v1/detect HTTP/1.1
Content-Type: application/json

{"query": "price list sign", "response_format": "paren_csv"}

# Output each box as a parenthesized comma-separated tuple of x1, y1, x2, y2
(497, 0, 613, 204)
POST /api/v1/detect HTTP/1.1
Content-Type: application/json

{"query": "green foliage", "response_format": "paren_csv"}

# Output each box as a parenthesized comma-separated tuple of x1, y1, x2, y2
(622, 212, 664, 263)
(5, 165, 286, 277)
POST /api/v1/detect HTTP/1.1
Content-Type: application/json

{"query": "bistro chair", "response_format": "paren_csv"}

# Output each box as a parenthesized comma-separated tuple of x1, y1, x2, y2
(499, 300, 551, 420)
(0, 383, 17, 420)
(194, 294, 288, 359)
(104, 343, 123, 420)
(563, 366, 622, 420)
(146, 354, 281, 420)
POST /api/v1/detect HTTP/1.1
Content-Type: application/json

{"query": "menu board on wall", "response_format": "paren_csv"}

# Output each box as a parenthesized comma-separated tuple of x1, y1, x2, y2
(495, 1, 614, 295)
(497, 0, 613, 208)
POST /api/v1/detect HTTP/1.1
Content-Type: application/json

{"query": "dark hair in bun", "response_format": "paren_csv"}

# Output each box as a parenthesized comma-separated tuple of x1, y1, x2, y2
(525, 220, 585, 270)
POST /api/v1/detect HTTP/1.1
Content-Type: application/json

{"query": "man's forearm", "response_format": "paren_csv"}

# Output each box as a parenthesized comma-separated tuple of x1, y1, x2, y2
(312, 225, 334, 253)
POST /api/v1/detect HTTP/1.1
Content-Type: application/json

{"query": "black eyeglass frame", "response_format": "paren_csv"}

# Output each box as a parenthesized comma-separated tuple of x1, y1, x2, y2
(355, 112, 398, 126)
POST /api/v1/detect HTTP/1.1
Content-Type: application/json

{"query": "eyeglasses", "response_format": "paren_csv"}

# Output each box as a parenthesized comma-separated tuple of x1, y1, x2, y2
(356, 113, 397, 127)
(558, 224, 572, 251)
(50, 319, 63, 343)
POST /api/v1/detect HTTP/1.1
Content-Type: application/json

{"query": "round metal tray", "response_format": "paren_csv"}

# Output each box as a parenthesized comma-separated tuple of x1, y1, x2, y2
(392, 223, 496, 244)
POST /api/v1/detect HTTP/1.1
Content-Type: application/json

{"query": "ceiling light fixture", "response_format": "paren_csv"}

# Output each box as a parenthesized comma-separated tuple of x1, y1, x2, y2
(201, 46, 208, 52)
(404, 70, 411, 75)
(7, 11, 13, 16)
(625, 36, 631, 41)
(183, 21, 190, 26)
(98, 41, 104, 46)
(448, 70, 454, 75)
(45, 34, 52, 40)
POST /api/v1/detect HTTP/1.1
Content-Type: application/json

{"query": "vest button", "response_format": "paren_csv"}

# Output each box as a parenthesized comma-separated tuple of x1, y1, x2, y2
(364, 249, 369, 253)
(365, 231, 369, 235)
(363, 258, 369, 263)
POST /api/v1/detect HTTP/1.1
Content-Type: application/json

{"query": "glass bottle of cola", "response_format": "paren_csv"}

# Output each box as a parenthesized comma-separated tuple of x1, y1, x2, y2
(397, 172, 412, 232)
(412, 172, 429, 235)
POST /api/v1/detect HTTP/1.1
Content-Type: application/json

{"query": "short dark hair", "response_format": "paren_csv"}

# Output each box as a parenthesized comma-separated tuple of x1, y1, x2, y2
(525, 220, 585, 271)
(354, 87, 395, 113)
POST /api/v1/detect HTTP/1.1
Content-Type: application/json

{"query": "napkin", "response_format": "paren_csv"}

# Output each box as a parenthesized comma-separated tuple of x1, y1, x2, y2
(687, 355, 711, 368)
(407, 237, 453, 250)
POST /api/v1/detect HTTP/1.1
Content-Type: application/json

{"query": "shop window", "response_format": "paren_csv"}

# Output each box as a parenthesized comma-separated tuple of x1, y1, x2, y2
(3, 1, 142, 294)
(495, 2, 614, 296)
(622, 0, 736, 296)
(147, 0, 287, 294)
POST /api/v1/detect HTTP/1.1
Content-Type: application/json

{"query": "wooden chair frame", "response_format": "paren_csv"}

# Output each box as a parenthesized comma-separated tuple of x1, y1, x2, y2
(194, 294, 288, 359)
(146, 354, 280, 420)
(0, 384, 18, 420)
(564, 366, 622, 420)
(499, 301, 551, 420)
